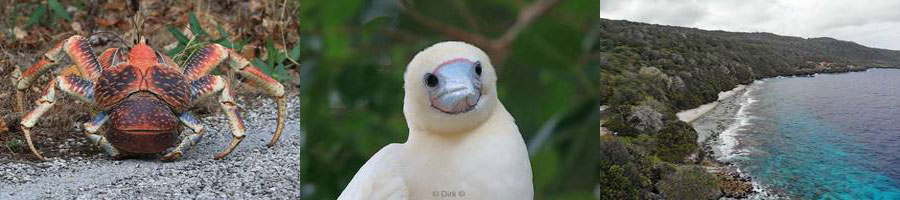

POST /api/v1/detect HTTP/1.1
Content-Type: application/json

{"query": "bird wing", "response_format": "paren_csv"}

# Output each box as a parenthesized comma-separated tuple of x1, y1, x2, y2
(339, 144, 409, 200)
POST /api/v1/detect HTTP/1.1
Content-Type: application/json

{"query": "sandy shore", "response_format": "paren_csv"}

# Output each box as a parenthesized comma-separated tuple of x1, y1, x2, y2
(677, 85, 746, 123)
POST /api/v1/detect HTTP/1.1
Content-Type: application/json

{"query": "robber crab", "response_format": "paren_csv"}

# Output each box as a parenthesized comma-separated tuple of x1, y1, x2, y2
(13, 34, 287, 161)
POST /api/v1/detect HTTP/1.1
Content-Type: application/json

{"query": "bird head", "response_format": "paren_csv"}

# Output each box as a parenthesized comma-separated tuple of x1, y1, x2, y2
(403, 41, 499, 134)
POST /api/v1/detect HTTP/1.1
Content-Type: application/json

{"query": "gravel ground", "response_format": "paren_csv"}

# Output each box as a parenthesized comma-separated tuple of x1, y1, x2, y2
(0, 96, 302, 199)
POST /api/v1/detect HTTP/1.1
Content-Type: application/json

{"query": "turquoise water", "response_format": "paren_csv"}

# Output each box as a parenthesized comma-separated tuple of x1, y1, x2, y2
(722, 69, 900, 199)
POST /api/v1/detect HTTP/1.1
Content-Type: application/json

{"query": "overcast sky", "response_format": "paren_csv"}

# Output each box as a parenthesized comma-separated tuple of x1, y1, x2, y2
(599, 0, 900, 50)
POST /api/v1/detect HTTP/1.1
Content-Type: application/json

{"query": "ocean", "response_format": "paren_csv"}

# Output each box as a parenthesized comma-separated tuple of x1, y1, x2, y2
(701, 68, 900, 199)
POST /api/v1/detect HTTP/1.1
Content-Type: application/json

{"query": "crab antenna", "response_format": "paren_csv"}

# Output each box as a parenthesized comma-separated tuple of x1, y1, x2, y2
(129, 10, 147, 46)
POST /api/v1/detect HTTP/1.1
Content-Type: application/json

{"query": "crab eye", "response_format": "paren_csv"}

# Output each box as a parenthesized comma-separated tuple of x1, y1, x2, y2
(133, 39, 138, 45)
(424, 73, 439, 88)
(474, 61, 482, 76)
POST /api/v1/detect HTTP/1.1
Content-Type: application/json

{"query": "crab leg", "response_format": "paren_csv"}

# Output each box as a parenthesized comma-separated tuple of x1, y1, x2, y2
(160, 112, 206, 161)
(185, 74, 247, 159)
(181, 44, 287, 147)
(20, 75, 96, 160)
(16, 35, 103, 112)
(215, 80, 247, 160)
(223, 48, 286, 147)
(182, 44, 229, 80)
(82, 111, 122, 158)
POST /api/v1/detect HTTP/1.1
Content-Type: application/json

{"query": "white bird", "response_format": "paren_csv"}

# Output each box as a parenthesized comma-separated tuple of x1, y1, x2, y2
(339, 41, 534, 200)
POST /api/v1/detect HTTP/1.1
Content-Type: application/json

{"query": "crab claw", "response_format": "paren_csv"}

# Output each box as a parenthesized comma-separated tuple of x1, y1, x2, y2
(267, 97, 287, 147)
(22, 128, 48, 161)
(215, 136, 245, 160)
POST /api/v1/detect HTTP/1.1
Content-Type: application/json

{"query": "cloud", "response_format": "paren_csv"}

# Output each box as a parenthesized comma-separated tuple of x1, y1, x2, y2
(599, 0, 900, 50)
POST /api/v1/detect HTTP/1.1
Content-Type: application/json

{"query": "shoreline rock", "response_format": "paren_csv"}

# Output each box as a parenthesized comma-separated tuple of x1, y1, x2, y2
(687, 82, 759, 199)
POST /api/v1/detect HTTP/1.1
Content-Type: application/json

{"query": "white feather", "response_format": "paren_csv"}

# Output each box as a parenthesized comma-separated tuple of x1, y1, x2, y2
(339, 42, 534, 200)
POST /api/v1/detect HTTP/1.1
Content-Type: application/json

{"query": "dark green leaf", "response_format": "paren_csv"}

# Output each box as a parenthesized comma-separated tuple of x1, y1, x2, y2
(216, 40, 234, 49)
(289, 45, 301, 61)
(266, 39, 277, 68)
(234, 38, 250, 52)
(26, 4, 47, 28)
(276, 50, 287, 64)
(275, 63, 287, 81)
(188, 12, 209, 37)
(215, 24, 233, 48)
(167, 43, 186, 57)
(216, 24, 230, 40)
(254, 59, 272, 75)
(168, 27, 190, 44)
(48, 0, 70, 21)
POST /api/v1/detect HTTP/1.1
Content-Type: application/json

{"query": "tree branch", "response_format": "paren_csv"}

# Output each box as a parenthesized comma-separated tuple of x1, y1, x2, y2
(496, 0, 561, 48)
(399, 0, 491, 48)
(398, 0, 561, 64)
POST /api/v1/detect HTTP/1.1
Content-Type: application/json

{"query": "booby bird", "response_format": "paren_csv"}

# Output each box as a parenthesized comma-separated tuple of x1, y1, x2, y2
(339, 41, 534, 199)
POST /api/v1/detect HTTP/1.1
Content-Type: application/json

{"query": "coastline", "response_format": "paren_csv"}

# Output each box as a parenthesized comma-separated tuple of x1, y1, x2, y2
(684, 82, 763, 199)
(682, 68, 894, 199)
(677, 85, 746, 124)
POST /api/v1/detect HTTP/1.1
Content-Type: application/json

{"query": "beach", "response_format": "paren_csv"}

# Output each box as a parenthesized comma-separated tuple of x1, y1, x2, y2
(681, 82, 763, 199)
(677, 85, 746, 124)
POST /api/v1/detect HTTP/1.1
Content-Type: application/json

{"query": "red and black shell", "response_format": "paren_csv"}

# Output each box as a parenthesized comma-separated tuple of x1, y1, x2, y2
(94, 64, 192, 113)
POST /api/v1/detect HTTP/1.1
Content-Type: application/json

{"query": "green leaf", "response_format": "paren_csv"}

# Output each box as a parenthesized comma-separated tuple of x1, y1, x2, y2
(254, 58, 272, 75)
(274, 63, 287, 81)
(276, 50, 287, 64)
(266, 39, 277, 68)
(26, 4, 47, 28)
(168, 27, 189, 44)
(188, 12, 209, 37)
(48, 0, 70, 21)
(215, 39, 234, 49)
(233, 38, 250, 52)
(167, 43, 186, 57)
(289, 45, 301, 61)
(215, 24, 230, 39)
(215, 24, 233, 48)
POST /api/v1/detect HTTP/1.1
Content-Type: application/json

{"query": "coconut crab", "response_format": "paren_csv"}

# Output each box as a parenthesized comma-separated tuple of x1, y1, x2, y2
(13, 34, 286, 161)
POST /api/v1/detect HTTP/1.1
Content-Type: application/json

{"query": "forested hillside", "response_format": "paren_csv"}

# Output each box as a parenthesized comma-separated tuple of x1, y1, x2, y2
(580, 18, 900, 199)
(596, 18, 900, 110)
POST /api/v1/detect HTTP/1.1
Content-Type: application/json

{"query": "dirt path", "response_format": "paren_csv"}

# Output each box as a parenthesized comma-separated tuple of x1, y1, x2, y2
(0, 96, 301, 199)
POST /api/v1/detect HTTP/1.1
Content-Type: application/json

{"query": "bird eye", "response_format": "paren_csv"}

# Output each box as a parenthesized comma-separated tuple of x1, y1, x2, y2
(424, 73, 439, 87)
(474, 61, 482, 76)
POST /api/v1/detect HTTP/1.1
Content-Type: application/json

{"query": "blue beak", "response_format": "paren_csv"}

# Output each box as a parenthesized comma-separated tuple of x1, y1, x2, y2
(428, 60, 482, 114)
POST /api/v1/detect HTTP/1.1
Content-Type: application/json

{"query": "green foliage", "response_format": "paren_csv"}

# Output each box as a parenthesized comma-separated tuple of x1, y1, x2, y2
(654, 121, 698, 163)
(656, 166, 721, 199)
(593, 137, 652, 199)
(3, 139, 23, 153)
(166, 12, 298, 82)
(250, 39, 300, 82)
(25, 0, 71, 28)
(167, 12, 250, 62)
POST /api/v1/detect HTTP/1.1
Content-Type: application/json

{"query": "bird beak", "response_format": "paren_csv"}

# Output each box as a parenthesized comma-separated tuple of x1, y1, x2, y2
(429, 60, 483, 114)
